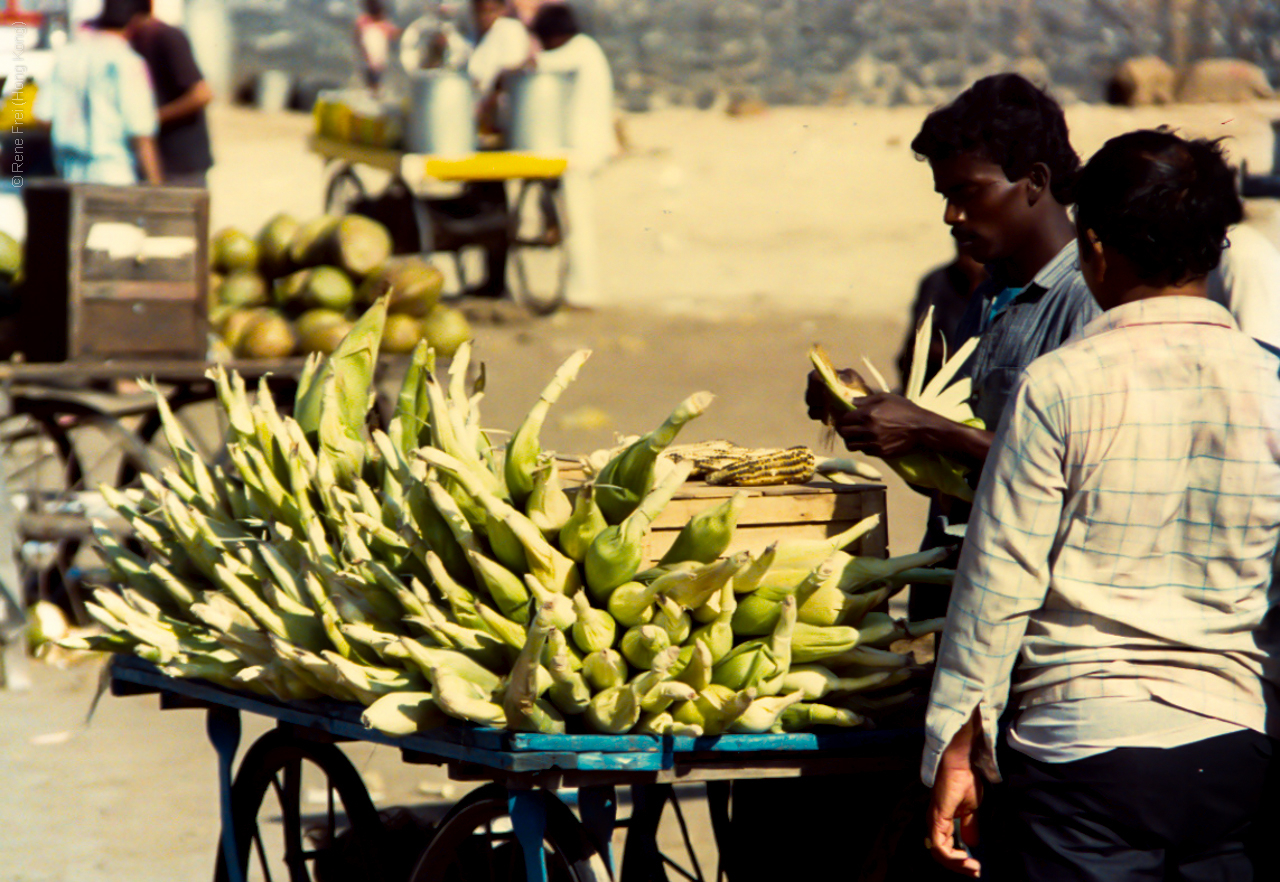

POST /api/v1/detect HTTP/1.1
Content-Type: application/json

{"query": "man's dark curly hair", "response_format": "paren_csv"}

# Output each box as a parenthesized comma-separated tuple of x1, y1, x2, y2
(1074, 128, 1243, 285)
(911, 73, 1080, 204)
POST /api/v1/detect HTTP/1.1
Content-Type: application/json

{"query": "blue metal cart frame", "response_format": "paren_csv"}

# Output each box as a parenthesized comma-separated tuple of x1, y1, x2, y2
(110, 654, 924, 882)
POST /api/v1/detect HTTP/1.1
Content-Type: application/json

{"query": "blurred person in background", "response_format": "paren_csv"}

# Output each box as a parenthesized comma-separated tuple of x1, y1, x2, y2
(467, 0, 530, 104)
(33, 0, 160, 184)
(354, 0, 400, 93)
(896, 245, 986, 388)
(127, 0, 211, 187)
(529, 2, 616, 310)
(1207, 221, 1280, 351)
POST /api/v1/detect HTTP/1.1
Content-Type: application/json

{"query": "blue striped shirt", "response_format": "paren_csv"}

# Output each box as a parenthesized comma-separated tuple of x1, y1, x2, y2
(923, 296, 1280, 786)
(956, 241, 1100, 431)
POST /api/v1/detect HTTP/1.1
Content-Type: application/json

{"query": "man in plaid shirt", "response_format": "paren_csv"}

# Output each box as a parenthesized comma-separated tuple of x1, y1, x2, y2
(926, 129, 1280, 880)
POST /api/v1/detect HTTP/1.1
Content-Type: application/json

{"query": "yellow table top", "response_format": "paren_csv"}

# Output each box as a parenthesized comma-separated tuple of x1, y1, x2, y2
(308, 135, 568, 181)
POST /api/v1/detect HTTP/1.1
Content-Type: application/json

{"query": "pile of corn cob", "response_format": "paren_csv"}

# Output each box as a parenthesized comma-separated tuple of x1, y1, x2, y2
(67, 297, 951, 737)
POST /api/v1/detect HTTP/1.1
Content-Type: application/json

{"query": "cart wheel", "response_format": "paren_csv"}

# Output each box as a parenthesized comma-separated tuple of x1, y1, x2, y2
(0, 408, 103, 622)
(619, 784, 715, 882)
(509, 180, 569, 316)
(214, 729, 388, 882)
(408, 783, 610, 882)
(326, 165, 368, 216)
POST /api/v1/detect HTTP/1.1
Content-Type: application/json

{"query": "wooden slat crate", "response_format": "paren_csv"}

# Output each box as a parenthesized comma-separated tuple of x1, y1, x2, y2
(642, 480, 888, 565)
(17, 181, 209, 362)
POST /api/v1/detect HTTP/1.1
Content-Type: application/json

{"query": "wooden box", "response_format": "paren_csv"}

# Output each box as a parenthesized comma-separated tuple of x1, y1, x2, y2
(17, 181, 209, 362)
(642, 480, 888, 565)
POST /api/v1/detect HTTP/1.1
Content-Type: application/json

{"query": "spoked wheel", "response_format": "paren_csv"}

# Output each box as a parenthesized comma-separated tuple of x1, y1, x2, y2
(213, 729, 388, 882)
(618, 784, 720, 882)
(408, 783, 610, 882)
(326, 164, 368, 215)
(509, 179, 569, 316)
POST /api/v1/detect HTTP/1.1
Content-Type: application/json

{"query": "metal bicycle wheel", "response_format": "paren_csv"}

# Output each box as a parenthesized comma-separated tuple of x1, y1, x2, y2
(618, 784, 721, 882)
(408, 782, 610, 882)
(325, 164, 368, 215)
(0, 410, 86, 617)
(509, 180, 569, 316)
(213, 729, 388, 882)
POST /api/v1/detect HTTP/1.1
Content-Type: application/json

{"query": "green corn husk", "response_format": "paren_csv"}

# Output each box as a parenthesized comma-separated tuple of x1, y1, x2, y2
(652, 595, 692, 645)
(584, 681, 644, 734)
(584, 460, 694, 602)
(658, 491, 747, 566)
(673, 684, 757, 736)
(674, 640, 714, 691)
(620, 624, 671, 670)
(582, 648, 629, 691)
(729, 691, 807, 734)
(778, 703, 866, 731)
(501, 604, 565, 734)
(505, 350, 591, 506)
(779, 665, 896, 700)
(570, 590, 616, 654)
(594, 391, 714, 524)
(526, 458, 574, 538)
(688, 584, 737, 665)
(361, 691, 448, 736)
(558, 483, 608, 563)
(545, 631, 592, 716)
(606, 580, 661, 628)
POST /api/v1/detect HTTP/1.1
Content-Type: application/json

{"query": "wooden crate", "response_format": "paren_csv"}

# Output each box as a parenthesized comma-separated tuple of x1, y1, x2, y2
(642, 480, 888, 565)
(17, 181, 209, 362)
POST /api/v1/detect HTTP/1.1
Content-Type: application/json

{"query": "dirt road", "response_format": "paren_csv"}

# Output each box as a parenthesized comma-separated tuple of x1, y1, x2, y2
(6, 96, 1280, 881)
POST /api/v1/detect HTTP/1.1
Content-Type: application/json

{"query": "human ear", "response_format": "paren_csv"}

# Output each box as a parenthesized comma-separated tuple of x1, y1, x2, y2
(1025, 163, 1051, 206)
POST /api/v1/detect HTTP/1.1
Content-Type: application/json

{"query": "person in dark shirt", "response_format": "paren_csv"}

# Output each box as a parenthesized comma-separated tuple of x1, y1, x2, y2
(895, 248, 986, 390)
(126, 0, 213, 187)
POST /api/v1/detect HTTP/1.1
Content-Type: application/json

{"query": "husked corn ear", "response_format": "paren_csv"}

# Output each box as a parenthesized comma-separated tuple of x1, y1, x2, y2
(705, 447, 816, 487)
(663, 439, 753, 476)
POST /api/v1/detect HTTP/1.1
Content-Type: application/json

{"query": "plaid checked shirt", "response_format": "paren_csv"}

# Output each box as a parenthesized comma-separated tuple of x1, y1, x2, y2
(923, 296, 1280, 786)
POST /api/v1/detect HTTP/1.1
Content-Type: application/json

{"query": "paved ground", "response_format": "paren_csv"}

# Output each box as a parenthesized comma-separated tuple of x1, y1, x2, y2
(6, 95, 1280, 882)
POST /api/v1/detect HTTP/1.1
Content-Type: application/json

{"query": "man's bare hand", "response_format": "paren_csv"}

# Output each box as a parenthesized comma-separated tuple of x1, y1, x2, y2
(928, 763, 982, 877)
(829, 392, 935, 458)
(804, 367, 860, 423)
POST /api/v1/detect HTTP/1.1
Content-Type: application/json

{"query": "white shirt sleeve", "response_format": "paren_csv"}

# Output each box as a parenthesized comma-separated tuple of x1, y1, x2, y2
(466, 17, 530, 94)
(120, 52, 158, 139)
(1219, 223, 1280, 349)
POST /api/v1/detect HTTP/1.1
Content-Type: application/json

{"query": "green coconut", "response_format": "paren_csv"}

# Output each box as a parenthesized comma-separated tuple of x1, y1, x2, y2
(236, 310, 298, 359)
(421, 304, 472, 358)
(212, 227, 259, 274)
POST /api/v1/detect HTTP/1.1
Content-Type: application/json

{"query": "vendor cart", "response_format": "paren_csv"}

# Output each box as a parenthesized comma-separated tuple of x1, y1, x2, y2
(110, 653, 925, 882)
(309, 136, 570, 316)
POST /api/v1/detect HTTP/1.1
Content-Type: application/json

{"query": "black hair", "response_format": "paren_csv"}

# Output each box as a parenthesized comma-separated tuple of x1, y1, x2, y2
(364, 0, 386, 17)
(530, 3, 579, 43)
(1074, 128, 1243, 285)
(911, 73, 1080, 204)
(96, 0, 148, 28)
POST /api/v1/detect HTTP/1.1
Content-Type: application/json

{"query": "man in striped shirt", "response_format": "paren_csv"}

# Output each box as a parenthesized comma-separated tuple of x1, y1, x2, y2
(926, 129, 1280, 880)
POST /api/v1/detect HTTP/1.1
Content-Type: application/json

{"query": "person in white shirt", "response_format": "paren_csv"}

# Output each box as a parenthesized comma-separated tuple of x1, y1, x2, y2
(1207, 221, 1280, 350)
(467, 0, 530, 100)
(925, 129, 1280, 880)
(530, 3, 616, 309)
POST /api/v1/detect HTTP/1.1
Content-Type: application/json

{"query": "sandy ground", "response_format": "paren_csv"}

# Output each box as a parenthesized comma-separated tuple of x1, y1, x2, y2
(6, 97, 1280, 882)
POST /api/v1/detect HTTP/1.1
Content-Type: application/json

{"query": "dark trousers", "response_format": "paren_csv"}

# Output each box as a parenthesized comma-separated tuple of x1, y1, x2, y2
(980, 729, 1279, 881)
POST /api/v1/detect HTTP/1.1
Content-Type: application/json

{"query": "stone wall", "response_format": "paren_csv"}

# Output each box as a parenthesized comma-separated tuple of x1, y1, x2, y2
(569, 0, 1280, 109)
